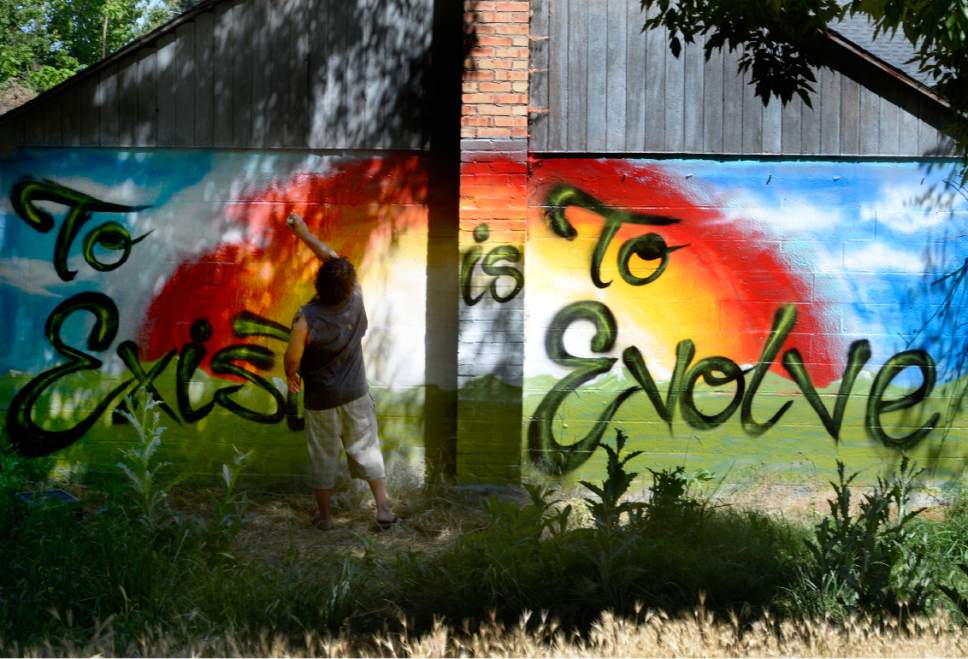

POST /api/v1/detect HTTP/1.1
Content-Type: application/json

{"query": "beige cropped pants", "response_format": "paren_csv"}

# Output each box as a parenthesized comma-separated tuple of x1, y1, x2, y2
(304, 394, 386, 490)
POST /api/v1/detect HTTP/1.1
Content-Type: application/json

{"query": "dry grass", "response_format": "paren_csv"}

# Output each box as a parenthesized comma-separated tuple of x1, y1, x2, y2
(6, 608, 965, 657)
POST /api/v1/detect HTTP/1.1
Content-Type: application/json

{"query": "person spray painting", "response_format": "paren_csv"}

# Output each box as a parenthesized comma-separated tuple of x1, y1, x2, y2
(283, 212, 399, 531)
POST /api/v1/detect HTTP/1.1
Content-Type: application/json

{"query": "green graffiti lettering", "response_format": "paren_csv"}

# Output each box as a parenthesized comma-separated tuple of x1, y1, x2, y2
(113, 340, 179, 423)
(481, 245, 524, 303)
(210, 345, 286, 424)
(528, 301, 639, 475)
(6, 292, 129, 457)
(680, 356, 746, 430)
(461, 224, 524, 306)
(175, 318, 243, 423)
(866, 350, 940, 449)
(11, 179, 149, 281)
(543, 184, 684, 289)
(783, 340, 871, 440)
(460, 244, 486, 306)
(232, 310, 292, 342)
(616, 232, 685, 286)
(621, 340, 694, 429)
(81, 221, 150, 272)
(740, 304, 796, 436)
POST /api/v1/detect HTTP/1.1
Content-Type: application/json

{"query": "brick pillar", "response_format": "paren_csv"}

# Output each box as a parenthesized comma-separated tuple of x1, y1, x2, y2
(456, 1, 530, 483)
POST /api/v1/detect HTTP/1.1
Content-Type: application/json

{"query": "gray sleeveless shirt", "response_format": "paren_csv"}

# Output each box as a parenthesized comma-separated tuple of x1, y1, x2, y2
(296, 287, 368, 410)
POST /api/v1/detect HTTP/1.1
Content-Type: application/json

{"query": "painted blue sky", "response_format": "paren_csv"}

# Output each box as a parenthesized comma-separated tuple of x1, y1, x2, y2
(661, 159, 968, 383)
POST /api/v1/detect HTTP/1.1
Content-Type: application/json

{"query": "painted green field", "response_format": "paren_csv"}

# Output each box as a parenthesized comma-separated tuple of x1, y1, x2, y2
(0, 369, 427, 484)
(522, 370, 968, 487)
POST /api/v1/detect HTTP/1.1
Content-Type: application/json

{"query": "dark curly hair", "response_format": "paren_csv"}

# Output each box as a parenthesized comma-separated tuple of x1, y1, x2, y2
(314, 257, 357, 305)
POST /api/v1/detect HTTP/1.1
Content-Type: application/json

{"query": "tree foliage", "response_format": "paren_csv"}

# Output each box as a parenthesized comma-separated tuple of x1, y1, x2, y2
(0, 0, 201, 94)
(641, 0, 968, 176)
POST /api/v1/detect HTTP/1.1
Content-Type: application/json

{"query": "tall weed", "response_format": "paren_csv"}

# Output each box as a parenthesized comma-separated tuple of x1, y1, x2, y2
(791, 457, 934, 620)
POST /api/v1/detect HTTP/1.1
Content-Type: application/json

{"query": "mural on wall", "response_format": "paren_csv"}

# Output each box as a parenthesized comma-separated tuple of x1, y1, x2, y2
(525, 158, 968, 483)
(0, 150, 432, 477)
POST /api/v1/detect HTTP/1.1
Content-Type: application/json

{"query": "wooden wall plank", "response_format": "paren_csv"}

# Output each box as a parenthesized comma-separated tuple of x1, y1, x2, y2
(230, 1, 252, 147)
(98, 63, 121, 146)
(27, 101, 52, 145)
(46, 100, 64, 145)
(63, 81, 82, 146)
(264, 0, 288, 147)
(898, 102, 919, 154)
(249, 1, 268, 147)
(840, 74, 860, 154)
(586, 0, 608, 150)
(819, 67, 840, 153)
(547, 0, 568, 149)
(662, 29, 684, 151)
(800, 86, 821, 154)
(194, 11, 215, 146)
(135, 47, 157, 146)
(156, 33, 177, 146)
(878, 88, 900, 155)
(307, 0, 329, 149)
(173, 22, 196, 147)
(780, 94, 801, 153)
(363, 0, 386, 148)
(702, 43, 724, 152)
(721, 46, 743, 153)
(624, 0, 646, 150)
(682, 34, 704, 152)
(530, 0, 551, 149)
(643, 21, 665, 151)
(566, 0, 588, 150)
(858, 83, 878, 154)
(342, 0, 366, 147)
(603, 0, 626, 150)
(585, 0, 608, 151)
(334, 0, 356, 149)
(917, 97, 940, 154)
(762, 95, 781, 153)
(118, 53, 139, 145)
(741, 68, 762, 153)
(212, 1, 233, 147)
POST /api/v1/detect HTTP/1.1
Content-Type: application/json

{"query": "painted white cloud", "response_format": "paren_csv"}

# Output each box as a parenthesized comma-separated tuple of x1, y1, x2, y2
(843, 242, 925, 273)
(860, 182, 953, 234)
(51, 177, 161, 208)
(0, 257, 96, 297)
(718, 189, 845, 233)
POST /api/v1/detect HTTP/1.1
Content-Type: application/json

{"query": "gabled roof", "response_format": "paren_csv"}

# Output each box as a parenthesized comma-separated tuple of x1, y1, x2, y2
(830, 12, 935, 88)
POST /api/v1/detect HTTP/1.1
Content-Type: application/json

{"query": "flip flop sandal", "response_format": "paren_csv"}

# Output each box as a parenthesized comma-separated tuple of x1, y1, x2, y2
(376, 516, 401, 531)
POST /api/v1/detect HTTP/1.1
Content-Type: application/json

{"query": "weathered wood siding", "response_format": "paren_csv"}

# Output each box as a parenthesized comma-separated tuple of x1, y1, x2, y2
(530, 0, 953, 156)
(1, 0, 434, 150)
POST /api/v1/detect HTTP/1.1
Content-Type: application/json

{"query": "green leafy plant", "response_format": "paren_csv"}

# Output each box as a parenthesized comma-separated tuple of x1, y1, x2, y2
(797, 457, 934, 619)
(208, 447, 251, 553)
(938, 562, 968, 621)
(115, 391, 177, 531)
(580, 429, 644, 532)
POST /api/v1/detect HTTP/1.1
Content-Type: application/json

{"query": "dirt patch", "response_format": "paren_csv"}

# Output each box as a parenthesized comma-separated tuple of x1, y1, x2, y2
(226, 483, 499, 565)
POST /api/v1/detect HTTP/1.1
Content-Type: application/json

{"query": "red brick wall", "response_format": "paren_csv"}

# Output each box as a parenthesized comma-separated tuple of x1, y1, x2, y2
(461, 1, 530, 140)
